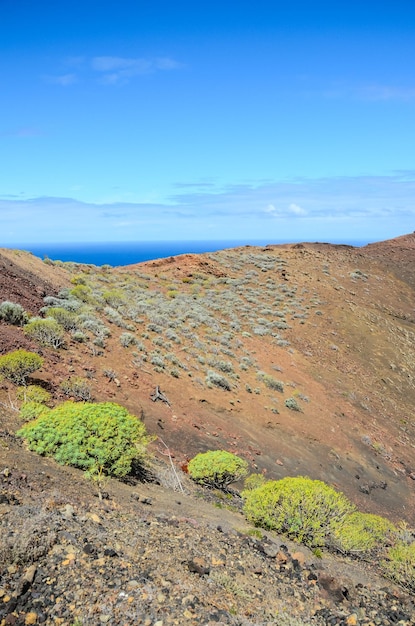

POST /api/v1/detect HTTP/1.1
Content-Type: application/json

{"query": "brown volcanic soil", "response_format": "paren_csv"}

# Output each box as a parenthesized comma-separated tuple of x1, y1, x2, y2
(0, 241, 414, 521)
(0, 250, 69, 354)
(1, 237, 415, 623)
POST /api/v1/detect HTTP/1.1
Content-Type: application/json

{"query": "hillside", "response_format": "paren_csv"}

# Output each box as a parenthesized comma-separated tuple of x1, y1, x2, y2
(1, 235, 415, 625)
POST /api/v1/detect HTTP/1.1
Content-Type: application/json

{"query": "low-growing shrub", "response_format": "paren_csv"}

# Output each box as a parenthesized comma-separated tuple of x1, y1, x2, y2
(285, 397, 301, 412)
(0, 301, 28, 326)
(382, 541, 415, 592)
(60, 376, 93, 401)
(24, 318, 65, 349)
(71, 330, 87, 343)
(17, 384, 51, 405)
(244, 473, 267, 491)
(20, 401, 48, 421)
(120, 332, 137, 347)
(257, 372, 284, 392)
(331, 512, 396, 556)
(188, 450, 248, 490)
(205, 370, 232, 391)
(17, 401, 152, 479)
(46, 307, 79, 331)
(243, 476, 354, 547)
(0, 350, 44, 385)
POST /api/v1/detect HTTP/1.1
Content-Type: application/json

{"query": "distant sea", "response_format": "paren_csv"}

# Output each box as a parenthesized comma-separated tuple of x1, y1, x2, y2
(9, 239, 367, 267)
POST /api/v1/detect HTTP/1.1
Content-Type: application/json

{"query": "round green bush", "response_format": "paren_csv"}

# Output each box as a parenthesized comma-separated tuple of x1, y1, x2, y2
(382, 541, 415, 592)
(17, 401, 152, 479)
(331, 512, 396, 556)
(244, 473, 267, 491)
(188, 450, 249, 489)
(0, 301, 28, 326)
(0, 350, 44, 385)
(243, 476, 355, 548)
(24, 317, 65, 349)
(20, 401, 49, 422)
(17, 384, 51, 405)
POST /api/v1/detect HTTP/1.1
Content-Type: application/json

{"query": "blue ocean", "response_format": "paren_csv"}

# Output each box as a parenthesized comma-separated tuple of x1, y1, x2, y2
(12, 239, 366, 267)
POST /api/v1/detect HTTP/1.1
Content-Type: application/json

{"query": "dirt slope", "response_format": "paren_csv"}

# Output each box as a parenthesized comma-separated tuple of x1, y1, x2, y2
(0, 236, 415, 623)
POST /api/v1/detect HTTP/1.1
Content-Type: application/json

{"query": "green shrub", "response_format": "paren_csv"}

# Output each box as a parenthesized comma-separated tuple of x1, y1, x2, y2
(244, 473, 267, 491)
(120, 332, 137, 347)
(69, 285, 92, 302)
(331, 512, 396, 555)
(0, 350, 44, 385)
(382, 541, 415, 592)
(188, 450, 248, 490)
(46, 307, 79, 331)
(284, 397, 301, 412)
(257, 372, 284, 392)
(60, 376, 93, 401)
(24, 318, 65, 349)
(20, 401, 49, 421)
(0, 301, 28, 326)
(243, 476, 354, 548)
(16, 384, 51, 405)
(17, 401, 152, 479)
(205, 370, 232, 391)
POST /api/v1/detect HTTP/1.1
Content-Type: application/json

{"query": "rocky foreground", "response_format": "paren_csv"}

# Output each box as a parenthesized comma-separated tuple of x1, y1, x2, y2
(1, 455, 414, 626)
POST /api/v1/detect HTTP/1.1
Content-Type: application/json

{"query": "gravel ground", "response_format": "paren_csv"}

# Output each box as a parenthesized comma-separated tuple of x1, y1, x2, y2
(1, 468, 414, 626)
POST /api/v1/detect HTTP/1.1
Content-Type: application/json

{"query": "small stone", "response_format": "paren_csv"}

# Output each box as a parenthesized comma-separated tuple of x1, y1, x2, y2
(83, 543, 96, 555)
(127, 580, 140, 589)
(187, 557, 210, 576)
(23, 565, 37, 584)
(25, 612, 38, 625)
(291, 551, 306, 566)
(104, 548, 118, 557)
(61, 504, 75, 518)
(86, 512, 102, 524)
(346, 614, 358, 626)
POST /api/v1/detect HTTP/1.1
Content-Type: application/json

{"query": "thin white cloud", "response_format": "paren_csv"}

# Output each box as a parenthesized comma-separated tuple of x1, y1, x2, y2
(289, 203, 307, 215)
(91, 56, 183, 84)
(1, 174, 414, 244)
(324, 81, 415, 102)
(42, 56, 182, 87)
(43, 73, 78, 86)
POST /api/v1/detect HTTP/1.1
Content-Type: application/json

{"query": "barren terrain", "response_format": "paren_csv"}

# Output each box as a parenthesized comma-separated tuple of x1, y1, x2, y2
(1, 233, 415, 624)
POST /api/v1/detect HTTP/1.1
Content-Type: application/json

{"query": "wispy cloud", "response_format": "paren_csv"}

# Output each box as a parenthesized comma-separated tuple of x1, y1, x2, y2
(43, 73, 78, 86)
(91, 56, 183, 84)
(43, 55, 183, 86)
(324, 81, 415, 102)
(1, 174, 414, 244)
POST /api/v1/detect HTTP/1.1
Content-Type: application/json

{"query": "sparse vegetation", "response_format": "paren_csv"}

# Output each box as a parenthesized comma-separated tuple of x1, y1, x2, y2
(284, 397, 301, 412)
(205, 370, 232, 391)
(60, 376, 93, 401)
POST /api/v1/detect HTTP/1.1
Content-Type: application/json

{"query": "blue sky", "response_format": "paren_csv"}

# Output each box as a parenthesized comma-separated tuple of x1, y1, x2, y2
(1, 0, 414, 245)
